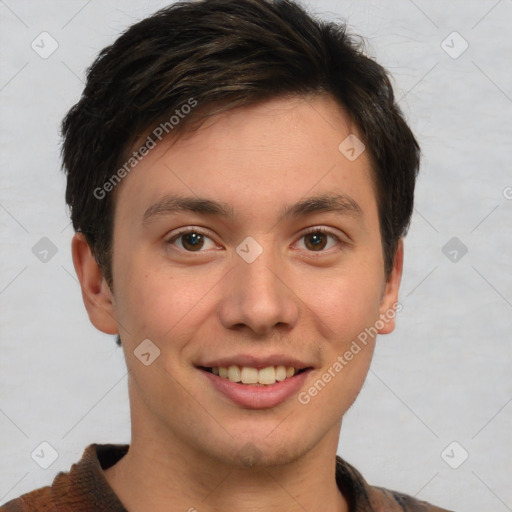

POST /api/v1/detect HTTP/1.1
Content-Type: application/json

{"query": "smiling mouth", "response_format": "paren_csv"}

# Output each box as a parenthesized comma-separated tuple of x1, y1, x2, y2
(199, 365, 310, 386)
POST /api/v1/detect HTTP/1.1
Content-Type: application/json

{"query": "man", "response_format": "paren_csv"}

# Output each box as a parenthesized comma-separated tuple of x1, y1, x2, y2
(1, 0, 452, 510)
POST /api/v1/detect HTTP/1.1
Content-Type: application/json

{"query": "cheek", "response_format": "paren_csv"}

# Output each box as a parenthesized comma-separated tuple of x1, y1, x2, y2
(303, 266, 384, 343)
(113, 258, 220, 343)
(299, 280, 380, 416)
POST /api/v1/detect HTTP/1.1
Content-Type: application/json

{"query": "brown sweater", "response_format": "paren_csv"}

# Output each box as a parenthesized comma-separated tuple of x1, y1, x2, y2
(0, 444, 452, 511)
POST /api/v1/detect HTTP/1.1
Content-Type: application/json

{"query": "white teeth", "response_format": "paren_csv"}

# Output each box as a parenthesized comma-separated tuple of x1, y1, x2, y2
(258, 366, 276, 385)
(275, 365, 287, 381)
(211, 365, 300, 385)
(228, 365, 241, 382)
(241, 367, 258, 384)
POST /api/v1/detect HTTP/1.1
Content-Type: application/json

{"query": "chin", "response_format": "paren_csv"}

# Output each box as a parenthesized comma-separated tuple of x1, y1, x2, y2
(209, 433, 312, 469)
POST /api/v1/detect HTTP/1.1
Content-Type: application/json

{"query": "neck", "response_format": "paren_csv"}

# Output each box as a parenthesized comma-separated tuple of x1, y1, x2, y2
(104, 427, 348, 512)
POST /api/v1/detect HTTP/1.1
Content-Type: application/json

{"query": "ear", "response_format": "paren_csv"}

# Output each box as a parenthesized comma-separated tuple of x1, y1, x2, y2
(377, 238, 404, 335)
(71, 233, 118, 335)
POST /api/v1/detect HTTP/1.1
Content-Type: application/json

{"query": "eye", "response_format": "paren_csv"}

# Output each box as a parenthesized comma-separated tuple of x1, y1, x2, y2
(296, 228, 341, 252)
(167, 229, 220, 252)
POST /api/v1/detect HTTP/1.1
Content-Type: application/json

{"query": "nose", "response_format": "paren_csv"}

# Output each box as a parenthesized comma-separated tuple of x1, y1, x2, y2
(217, 246, 300, 336)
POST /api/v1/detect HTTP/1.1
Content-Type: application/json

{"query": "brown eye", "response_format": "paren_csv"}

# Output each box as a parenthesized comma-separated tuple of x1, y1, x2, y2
(296, 229, 340, 252)
(181, 232, 205, 251)
(168, 230, 218, 252)
(304, 232, 328, 251)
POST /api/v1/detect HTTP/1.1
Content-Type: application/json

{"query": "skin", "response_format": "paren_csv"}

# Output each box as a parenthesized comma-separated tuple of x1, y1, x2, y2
(72, 94, 403, 512)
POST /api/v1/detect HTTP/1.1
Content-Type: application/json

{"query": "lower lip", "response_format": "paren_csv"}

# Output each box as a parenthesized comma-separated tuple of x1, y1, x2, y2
(200, 369, 312, 409)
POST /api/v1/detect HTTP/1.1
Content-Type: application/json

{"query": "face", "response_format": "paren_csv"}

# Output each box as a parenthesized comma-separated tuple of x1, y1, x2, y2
(75, 95, 402, 468)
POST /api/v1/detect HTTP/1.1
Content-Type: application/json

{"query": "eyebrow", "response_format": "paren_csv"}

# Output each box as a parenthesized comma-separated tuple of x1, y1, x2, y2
(281, 193, 363, 220)
(142, 193, 363, 225)
(143, 195, 233, 224)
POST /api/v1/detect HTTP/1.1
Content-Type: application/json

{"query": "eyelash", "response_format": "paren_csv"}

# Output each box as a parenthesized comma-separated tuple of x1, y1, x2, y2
(166, 227, 220, 251)
(166, 226, 344, 253)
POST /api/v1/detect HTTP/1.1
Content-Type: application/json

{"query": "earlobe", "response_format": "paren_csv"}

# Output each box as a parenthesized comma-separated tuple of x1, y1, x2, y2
(71, 233, 119, 335)
(377, 238, 404, 335)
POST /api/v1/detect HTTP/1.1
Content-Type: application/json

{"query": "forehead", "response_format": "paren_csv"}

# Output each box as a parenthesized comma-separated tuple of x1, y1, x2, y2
(113, 95, 378, 226)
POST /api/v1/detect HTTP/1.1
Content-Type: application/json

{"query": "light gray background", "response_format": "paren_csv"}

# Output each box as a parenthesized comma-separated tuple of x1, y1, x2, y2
(1, 1, 511, 510)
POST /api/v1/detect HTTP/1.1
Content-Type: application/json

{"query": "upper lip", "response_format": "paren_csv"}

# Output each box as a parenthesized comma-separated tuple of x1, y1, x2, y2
(197, 354, 313, 370)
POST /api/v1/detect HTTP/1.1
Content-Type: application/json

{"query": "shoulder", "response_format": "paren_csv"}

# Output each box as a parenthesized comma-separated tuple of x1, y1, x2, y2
(335, 456, 453, 512)
(0, 485, 56, 512)
(1, 444, 129, 512)
(370, 486, 454, 511)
